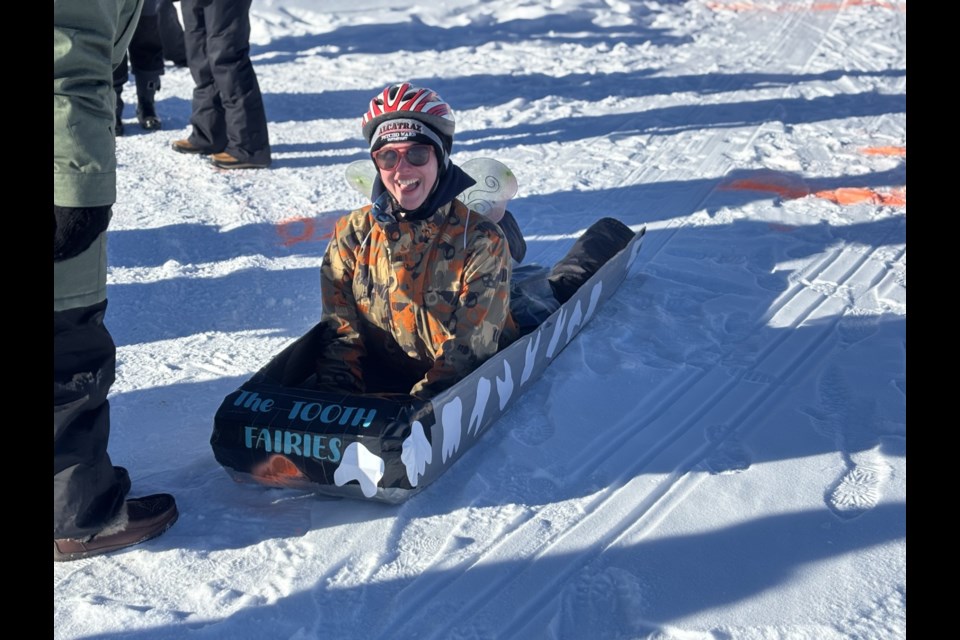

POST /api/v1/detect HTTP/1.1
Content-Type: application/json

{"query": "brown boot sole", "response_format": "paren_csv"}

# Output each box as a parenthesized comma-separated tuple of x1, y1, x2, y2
(210, 153, 271, 170)
(54, 495, 179, 562)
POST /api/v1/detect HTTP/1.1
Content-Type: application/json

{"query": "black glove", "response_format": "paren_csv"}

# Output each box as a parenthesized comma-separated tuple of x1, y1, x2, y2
(53, 205, 111, 262)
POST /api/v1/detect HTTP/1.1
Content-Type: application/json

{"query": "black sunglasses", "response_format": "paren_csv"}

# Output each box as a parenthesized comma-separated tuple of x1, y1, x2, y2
(372, 144, 433, 170)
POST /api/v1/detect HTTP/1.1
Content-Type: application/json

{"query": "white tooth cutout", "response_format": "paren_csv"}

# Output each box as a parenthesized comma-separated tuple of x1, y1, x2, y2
(520, 329, 541, 386)
(401, 421, 432, 487)
(441, 398, 463, 462)
(467, 378, 492, 436)
(496, 360, 514, 411)
(546, 307, 568, 359)
(584, 281, 603, 323)
(334, 442, 385, 497)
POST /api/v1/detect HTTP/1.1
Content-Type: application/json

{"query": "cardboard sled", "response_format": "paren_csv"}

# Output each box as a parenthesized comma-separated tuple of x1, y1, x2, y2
(210, 226, 646, 503)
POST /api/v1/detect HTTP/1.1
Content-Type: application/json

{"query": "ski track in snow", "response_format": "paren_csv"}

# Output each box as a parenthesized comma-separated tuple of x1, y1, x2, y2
(54, 1, 905, 638)
(368, 5, 903, 638)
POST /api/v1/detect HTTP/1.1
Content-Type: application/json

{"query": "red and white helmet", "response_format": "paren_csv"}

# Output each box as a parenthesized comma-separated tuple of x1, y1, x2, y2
(361, 83, 456, 148)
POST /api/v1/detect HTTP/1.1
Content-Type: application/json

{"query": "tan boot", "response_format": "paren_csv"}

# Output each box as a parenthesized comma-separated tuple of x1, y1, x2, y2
(210, 152, 271, 170)
(171, 139, 207, 154)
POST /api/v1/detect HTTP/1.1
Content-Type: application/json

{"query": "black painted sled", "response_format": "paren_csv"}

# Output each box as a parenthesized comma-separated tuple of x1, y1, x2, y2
(211, 223, 646, 502)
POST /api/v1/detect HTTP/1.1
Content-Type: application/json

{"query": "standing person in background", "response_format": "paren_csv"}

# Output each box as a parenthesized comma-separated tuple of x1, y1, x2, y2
(156, 0, 188, 68)
(171, 0, 272, 170)
(54, 0, 179, 562)
(113, 0, 166, 135)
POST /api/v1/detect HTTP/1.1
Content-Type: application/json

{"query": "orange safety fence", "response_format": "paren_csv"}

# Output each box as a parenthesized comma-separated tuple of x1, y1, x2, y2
(276, 215, 336, 247)
(720, 176, 905, 206)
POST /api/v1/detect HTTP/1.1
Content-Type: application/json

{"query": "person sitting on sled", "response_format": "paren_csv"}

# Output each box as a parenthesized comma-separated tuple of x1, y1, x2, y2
(315, 83, 520, 400)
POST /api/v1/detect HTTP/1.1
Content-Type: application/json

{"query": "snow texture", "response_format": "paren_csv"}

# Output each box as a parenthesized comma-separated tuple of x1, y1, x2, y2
(54, 0, 906, 638)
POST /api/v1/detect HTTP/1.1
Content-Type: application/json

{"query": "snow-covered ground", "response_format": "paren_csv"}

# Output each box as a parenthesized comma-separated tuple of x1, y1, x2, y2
(54, 0, 906, 638)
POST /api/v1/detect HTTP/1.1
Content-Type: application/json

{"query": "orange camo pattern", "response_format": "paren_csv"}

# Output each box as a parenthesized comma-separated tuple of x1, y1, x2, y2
(318, 199, 518, 398)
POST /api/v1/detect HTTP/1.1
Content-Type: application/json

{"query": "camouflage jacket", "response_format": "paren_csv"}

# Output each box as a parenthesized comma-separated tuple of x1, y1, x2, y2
(317, 198, 518, 399)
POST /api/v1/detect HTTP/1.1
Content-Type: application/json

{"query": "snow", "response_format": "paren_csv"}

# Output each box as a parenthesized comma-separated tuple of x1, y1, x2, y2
(54, 0, 906, 638)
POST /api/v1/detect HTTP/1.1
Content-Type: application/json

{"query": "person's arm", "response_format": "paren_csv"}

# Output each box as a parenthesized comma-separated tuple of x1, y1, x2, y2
(411, 220, 513, 399)
(315, 216, 368, 393)
(54, 0, 143, 208)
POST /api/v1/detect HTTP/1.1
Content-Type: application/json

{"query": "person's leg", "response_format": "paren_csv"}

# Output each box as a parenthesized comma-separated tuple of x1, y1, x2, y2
(54, 294, 127, 539)
(54, 0, 142, 539)
(156, 0, 188, 67)
(204, 0, 271, 167)
(176, 0, 226, 153)
(112, 54, 129, 135)
(55, 0, 179, 560)
(547, 218, 636, 304)
(127, 7, 165, 130)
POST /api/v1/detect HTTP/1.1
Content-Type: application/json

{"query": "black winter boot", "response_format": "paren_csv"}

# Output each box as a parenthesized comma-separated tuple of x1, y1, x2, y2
(114, 88, 125, 137)
(135, 74, 162, 131)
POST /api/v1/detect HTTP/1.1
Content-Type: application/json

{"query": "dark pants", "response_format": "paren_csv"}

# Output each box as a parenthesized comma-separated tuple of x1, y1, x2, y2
(157, 0, 187, 66)
(54, 0, 141, 540)
(547, 217, 635, 304)
(510, 217, 636, 334)
(181, 0, 271, 164)
(54, 300, 129, 539)
(113, 10, 165, 92)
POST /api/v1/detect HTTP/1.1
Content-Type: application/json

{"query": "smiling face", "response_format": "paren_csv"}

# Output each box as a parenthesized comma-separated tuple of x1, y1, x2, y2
(375, 142, 439, 211)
